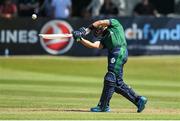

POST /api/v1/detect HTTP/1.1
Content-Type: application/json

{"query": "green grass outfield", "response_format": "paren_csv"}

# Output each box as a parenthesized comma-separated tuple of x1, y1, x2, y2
(0, 56, 180, 120)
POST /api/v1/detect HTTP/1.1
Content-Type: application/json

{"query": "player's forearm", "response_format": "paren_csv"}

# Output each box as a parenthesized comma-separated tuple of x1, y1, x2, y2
(92, 20, 110, 28)
(79, 38, 102, 49)
(79, 38, 96, 48)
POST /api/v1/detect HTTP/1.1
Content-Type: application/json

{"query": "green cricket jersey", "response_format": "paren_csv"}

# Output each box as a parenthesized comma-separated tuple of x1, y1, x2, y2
(100, 19, 128, 76)
(101, 19, 127, 50)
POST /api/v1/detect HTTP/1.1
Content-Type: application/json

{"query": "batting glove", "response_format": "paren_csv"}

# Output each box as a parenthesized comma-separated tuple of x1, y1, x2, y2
(79, 27, 91, 36)
(79, 27, 86, 35)
(72, 31, 82, 42)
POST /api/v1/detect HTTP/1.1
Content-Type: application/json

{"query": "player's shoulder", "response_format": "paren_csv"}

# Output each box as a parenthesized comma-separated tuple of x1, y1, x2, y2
(109, 18, 120, 24)
(109, 18, 121, 27)
(109, 19, 119, 23)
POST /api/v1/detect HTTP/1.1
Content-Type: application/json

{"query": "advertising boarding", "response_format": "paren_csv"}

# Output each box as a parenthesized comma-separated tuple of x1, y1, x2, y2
(0, 17, 180, 56)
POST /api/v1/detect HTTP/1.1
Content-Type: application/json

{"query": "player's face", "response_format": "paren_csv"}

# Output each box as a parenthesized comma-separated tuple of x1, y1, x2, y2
(93, 27, 106, 37)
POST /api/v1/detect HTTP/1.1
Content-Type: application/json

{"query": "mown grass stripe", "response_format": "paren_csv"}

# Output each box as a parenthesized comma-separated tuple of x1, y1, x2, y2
(0, 56, 179, 119)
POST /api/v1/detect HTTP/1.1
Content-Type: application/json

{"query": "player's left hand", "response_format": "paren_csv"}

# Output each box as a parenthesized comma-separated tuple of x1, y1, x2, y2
(72, 31, 82, 42)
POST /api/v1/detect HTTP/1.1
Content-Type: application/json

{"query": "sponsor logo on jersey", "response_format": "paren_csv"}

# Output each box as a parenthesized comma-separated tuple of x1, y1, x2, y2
(111, 57, 116, 63)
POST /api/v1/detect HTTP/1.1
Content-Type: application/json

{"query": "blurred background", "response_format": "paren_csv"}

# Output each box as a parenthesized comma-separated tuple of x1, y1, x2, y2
(0, 0, 179, 19)
(0, 0, 180, 56)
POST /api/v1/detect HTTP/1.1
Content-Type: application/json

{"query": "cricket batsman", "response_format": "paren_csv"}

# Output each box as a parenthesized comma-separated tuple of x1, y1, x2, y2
(72, 19, 147, 112)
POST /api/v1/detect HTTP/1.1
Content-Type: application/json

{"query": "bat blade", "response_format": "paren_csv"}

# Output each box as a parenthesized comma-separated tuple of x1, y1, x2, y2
(39, 34, 72, 39)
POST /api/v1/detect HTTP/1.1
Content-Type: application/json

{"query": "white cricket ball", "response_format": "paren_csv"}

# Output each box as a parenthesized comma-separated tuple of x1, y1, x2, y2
(32, 14, 37, 20)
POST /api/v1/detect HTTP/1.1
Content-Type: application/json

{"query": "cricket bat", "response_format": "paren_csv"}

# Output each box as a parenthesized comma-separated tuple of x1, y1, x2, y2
(39, 28, 90, 40)
(39, 34, 73, 39)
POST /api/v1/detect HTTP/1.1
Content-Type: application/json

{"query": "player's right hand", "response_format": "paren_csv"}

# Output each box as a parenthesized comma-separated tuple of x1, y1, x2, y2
(79, 27, 87, 35)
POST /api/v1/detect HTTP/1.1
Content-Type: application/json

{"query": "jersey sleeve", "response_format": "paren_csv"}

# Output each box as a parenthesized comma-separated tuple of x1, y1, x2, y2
(100, 39, 106, 49)
(109, 19, 121, 28)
